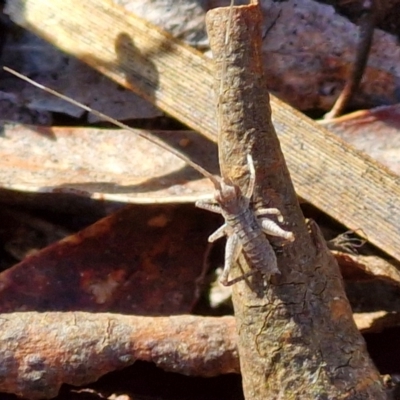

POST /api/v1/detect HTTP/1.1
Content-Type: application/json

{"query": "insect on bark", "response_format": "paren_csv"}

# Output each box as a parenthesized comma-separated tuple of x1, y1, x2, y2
(196, 154, 294, 286)
(196, 0, 294, 285)
(4, 2, 294, 287)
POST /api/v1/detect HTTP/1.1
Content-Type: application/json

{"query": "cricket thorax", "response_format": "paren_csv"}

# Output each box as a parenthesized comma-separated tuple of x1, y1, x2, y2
(215, 180, 248, 215)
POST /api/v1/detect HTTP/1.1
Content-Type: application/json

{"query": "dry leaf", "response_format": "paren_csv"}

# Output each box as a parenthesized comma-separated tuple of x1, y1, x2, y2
(114, 0, 210, 47)
(260, 0, 400, 110)
(5, 0, 400, 117)
(354, 311, 400, 334)
(0, 31, 161, 122)
(334, 251, 400, 287)
(321, 104, 400, 174)
(0, 123, 216, 203)
(0, 204, 218, 314)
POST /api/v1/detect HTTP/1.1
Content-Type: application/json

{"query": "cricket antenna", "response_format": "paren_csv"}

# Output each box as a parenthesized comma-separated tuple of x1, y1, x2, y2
(3, 66, 221, 189)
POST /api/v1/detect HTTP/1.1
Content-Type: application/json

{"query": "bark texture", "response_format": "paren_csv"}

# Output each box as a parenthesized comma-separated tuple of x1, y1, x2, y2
(206, 2, 386, 399)
(0, 313, 237, 399)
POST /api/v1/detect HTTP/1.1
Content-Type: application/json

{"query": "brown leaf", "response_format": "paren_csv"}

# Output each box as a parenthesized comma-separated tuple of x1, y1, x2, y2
(114, 0, 209, 47)
(0, 204, 218, 314)
(0, 32, 161, 122)
(334, 251, 400, 286)
(0, 123, 216, 203)
(260, 0, 400, 110)
(354, 311, 400, 334)
(321, 104, 400, 174)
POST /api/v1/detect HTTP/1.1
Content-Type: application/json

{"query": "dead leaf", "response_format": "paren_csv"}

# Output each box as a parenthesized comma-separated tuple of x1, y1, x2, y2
(354, 311, 400, 334)
(321, 104, 400, 174)
(334, 251, 400, 287)
(0, 31, 161, 122)
(0, 123, 216, 203)
(114, 0, 210, 47)
(0, 204, 219, 314)
(261, 0, 400, 110)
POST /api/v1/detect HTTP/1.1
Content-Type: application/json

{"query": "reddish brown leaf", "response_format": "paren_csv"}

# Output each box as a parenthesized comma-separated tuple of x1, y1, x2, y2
(321, 104, 400, 174)
(0, 204, 218, 314)
(334, 250, 400, 286)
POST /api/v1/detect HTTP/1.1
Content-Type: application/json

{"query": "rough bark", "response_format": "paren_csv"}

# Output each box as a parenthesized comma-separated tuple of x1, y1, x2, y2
(0, 313, 237, 399)
(206, 2, 386, 399)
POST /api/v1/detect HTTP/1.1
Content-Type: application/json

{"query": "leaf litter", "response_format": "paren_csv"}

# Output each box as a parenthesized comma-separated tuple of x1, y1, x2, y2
(1, 0, 400, 399)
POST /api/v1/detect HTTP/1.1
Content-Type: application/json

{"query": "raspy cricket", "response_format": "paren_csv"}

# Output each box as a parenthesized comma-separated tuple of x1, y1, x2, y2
(3, 2, 294, 287)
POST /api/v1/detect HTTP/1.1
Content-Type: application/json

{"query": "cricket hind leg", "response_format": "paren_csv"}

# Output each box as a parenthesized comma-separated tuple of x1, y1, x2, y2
(255, 207, 284, 223)
(260, 218, 295, 241)
(219, 234, 257, 286)
(219, 234, 241, 286)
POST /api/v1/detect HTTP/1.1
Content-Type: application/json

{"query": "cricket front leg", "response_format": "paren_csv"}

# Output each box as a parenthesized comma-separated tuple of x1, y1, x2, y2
(208, 223, 229, 242)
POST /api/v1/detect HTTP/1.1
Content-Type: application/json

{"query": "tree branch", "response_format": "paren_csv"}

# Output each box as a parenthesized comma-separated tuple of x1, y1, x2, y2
(206, 2, 386, 398)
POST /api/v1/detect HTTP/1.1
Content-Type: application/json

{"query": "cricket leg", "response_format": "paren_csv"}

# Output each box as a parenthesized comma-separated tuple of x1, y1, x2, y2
(220, 235, 258, 286)
(220, 234, 241, 286)
(261, 218, 294, 241)
(195, 200, 222, 214)
(255, 207, 284, 222)
(244, 154, 256, 199)
(208, 223, 229, 242)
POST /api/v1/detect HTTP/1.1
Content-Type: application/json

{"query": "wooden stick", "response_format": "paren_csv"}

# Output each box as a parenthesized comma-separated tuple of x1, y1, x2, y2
(6, 0, 400, 264)
(0, 310, 386, 399)
(206, 2, 384, 398)
(0, 313, 238, 399)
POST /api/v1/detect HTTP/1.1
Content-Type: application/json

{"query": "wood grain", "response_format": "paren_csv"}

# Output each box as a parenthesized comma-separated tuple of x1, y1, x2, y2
(7, 0, 400, 261)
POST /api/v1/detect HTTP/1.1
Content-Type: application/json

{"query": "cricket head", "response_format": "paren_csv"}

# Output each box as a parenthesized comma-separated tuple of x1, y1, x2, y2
(214, 179, 247, 213)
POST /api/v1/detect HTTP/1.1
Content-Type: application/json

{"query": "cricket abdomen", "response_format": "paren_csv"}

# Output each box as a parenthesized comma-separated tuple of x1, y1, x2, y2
(227, 208, 280, 276)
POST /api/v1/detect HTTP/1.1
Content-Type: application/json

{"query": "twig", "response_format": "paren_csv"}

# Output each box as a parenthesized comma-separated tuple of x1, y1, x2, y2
(0, 313, 238, 399)
(324, 0, 378, 119)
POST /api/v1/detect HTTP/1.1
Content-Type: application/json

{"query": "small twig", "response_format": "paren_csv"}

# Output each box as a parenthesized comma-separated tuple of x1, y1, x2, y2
(324, 0, 378, 119)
